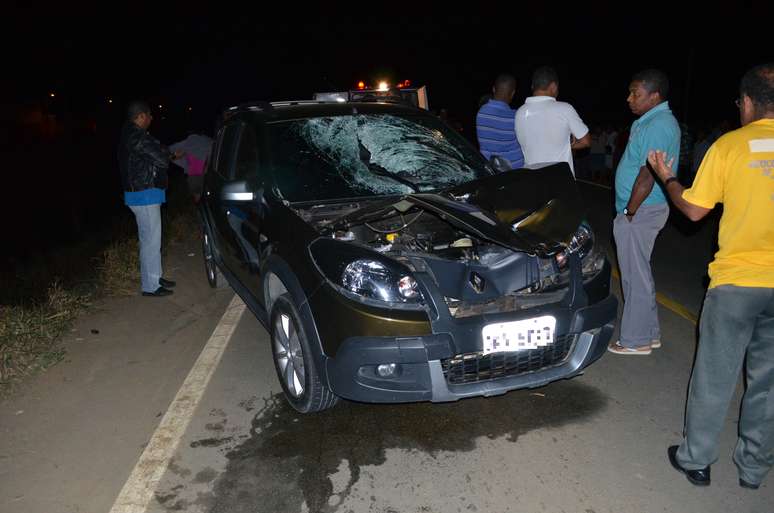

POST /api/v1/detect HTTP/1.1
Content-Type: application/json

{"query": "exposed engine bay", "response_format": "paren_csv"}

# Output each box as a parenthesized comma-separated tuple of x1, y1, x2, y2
(300, 203, 513, 265)
(297, 194, 605, 317)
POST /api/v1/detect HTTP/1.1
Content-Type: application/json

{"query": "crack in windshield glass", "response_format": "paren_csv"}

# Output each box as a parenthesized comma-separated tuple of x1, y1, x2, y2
(267, 113, 492, 203)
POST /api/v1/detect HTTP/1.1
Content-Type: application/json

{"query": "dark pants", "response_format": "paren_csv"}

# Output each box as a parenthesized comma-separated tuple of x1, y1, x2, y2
(677, 285, 774, 485)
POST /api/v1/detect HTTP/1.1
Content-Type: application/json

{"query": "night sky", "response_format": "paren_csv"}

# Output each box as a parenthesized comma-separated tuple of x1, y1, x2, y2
(3, 5, 772, 258)
(8, 6, 772, 128)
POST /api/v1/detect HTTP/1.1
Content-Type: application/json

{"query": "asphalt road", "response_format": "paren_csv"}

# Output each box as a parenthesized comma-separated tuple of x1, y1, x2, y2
(1, 183, 771, 513)
(143, 184, 769, 513)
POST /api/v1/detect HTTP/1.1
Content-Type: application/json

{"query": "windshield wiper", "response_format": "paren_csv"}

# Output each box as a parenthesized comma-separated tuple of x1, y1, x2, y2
(357, 139, 420, 193)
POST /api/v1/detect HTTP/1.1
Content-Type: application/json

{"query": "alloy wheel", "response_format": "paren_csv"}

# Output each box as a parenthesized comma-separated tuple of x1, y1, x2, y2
(273, 312, 305, 398)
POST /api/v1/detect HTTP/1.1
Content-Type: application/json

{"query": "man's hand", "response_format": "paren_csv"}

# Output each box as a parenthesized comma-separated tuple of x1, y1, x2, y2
(647, 149, 712, 222)
(647, 150, 675, 183)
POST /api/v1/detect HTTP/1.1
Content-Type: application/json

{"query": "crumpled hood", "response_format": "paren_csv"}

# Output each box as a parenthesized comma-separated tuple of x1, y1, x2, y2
(327, 162, 585, 257)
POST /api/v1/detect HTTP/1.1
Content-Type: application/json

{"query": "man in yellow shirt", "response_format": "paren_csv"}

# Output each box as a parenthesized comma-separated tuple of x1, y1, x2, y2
(648, 63, 774, 489)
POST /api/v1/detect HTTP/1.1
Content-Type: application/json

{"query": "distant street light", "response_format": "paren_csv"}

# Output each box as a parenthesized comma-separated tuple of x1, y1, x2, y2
(49, 92, 55, 98)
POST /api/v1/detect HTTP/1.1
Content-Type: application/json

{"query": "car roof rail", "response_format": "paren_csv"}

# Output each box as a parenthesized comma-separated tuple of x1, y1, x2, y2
(230, 101, 274, 112)
(220, 101, 274, 123)
(270, 100, 341, 107)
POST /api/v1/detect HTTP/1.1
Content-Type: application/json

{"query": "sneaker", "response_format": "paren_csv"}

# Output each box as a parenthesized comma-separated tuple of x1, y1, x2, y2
(607, 340, 652, 355)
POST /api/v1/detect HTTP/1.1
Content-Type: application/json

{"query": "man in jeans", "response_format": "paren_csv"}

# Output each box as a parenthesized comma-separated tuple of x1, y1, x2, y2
(607, 69, 680, 356)
(648, 63, 774, 489)
(118, 100, 180, 297)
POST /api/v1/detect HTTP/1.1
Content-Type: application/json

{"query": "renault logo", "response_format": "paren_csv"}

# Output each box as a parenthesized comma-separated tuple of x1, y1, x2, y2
(469, 272, 485, 293)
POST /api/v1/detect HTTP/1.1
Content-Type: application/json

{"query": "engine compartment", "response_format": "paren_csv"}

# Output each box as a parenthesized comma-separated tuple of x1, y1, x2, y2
(316, 206, 515, 266)
(296, 202, 545, 303)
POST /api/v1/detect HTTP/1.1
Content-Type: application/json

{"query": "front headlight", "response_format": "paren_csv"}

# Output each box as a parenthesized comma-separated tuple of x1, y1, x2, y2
(555, 224, 594, 271)
(341, 259, 420, 302)
(310, 239, 424, 307)
(540, 223, 605, 289)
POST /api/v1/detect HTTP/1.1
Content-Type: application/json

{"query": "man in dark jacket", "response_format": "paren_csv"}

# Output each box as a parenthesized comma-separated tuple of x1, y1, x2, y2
(118, 100, 180, 297)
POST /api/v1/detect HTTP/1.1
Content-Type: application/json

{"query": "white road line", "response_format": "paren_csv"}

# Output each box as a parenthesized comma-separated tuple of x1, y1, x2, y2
(108, 294, 245, 513)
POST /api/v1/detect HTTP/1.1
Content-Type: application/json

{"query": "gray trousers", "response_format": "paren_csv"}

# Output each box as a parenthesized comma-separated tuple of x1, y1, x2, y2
(677, 285, 774, 485)
(613, 203, 669, 348)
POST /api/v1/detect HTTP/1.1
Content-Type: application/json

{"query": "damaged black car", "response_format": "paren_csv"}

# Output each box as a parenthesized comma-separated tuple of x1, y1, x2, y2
(199, 101, 617, 413)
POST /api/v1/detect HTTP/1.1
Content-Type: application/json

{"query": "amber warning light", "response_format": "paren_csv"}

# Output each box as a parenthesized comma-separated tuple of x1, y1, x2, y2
(357, 81, 366, 90)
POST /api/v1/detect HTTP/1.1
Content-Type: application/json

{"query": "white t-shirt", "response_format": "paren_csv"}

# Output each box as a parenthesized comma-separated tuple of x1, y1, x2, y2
(514, 96, 589, 175)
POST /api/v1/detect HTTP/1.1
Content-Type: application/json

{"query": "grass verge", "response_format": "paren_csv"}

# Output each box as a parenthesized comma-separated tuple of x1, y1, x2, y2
(0, 281, 90, 388)
(1, 181, 199, 393)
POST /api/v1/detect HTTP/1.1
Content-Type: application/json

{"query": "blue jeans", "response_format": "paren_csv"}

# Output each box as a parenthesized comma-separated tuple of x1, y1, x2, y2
(128, 204, 162, 293)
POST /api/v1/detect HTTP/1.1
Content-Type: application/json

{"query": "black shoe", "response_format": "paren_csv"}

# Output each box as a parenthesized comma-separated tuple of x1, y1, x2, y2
(739, 478, 760, 490)
(159, 277, 176, 288)
(668, 445, 710, 486)
(142, 287, 173, 297)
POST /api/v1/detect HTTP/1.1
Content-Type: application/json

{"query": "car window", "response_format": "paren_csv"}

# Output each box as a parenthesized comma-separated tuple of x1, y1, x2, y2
(233, 124, 259, 181)
(266, 113, 493, 202)
(214, 123, 240, 179)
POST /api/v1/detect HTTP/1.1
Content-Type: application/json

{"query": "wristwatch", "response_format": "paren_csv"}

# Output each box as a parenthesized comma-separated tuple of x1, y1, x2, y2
(623, 207, 636, 216)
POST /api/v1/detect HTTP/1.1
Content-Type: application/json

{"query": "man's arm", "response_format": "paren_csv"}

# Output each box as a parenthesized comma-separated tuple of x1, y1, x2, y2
(624, 164, 656, 218)
(571, 132, 591, 151)
(647, 151, 711, 221)
(138, 134, 172, 166)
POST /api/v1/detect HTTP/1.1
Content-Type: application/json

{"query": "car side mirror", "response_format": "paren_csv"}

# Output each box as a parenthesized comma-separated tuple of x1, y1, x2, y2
(489, 155, 512, 173)
(221, 180, 256, 202)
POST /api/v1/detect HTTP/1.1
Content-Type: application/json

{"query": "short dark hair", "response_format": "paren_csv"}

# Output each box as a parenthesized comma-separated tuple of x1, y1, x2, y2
(740, 63, 774, 111)
(493, 73, 516, 93)
(127, 100, 151, 121)
(632, 69, 669, 99)
(532, 66, 558, 91)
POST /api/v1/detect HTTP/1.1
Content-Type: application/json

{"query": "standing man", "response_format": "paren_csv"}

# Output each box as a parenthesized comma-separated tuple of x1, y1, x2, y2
(648, 63, 774, 489)
(607, 69, 680, 355)
(118, 100, 179, 297)
(476, 73, 524, 170)
(515, 65, 590, 176)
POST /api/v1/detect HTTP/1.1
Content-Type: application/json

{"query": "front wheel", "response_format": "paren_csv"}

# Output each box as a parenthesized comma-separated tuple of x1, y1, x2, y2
(270, 294, 338, 413)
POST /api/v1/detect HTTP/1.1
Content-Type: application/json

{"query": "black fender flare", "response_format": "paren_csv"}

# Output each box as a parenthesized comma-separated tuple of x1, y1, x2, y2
(260, 254, 329, 382)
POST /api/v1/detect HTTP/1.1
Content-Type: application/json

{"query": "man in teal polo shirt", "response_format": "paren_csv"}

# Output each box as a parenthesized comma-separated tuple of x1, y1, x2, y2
(608, 69, 681, 355)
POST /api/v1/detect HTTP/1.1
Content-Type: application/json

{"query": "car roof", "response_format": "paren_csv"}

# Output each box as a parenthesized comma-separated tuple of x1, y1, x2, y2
(222, 100, 424, 123)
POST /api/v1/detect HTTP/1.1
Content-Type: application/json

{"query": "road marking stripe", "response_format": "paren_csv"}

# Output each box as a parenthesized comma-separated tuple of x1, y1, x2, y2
(109, 295, 245, 513)
(610, 267, 698, 325)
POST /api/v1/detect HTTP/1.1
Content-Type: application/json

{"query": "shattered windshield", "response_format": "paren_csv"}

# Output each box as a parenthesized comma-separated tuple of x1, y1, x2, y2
(267, 114, 492, 202)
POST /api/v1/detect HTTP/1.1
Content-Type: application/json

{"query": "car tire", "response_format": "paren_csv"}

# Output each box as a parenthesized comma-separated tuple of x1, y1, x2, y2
(202, 230, 228, 289)
(270, 294, 339, 413)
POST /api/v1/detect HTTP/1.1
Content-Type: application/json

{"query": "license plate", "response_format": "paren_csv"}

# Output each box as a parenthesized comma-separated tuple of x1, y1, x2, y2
(482, 316, 556, 354)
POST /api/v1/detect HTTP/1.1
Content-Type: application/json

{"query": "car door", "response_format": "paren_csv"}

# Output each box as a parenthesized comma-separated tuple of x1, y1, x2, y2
(205, 120, 245, 277)
(224, 120, 267, 294)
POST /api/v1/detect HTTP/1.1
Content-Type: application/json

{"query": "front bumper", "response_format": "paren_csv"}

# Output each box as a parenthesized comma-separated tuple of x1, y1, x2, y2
(325, 291, 617, 403)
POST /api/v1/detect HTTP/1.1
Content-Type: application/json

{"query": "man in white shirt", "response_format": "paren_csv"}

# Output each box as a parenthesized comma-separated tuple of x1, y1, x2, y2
(515, 66, 591, 176)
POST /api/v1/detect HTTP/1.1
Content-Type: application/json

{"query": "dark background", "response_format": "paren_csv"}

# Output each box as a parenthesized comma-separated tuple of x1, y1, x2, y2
(2, 5, 771, 265)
